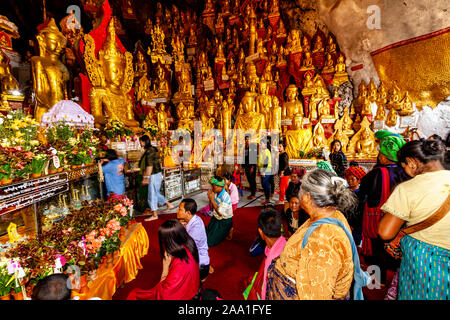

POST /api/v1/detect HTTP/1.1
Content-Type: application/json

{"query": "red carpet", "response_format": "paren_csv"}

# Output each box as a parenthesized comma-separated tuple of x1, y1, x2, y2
(113, 206, 264, 300)
(113, 205, 389, 300)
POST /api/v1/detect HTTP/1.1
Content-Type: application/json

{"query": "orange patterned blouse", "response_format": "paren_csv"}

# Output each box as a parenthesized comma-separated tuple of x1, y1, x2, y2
(275, 210, 354, 300)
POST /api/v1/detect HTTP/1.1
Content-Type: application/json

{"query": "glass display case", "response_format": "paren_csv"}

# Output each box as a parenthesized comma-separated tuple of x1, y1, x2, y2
(162, 166, 183, 202)
(182, 168, 202, 196)
(0, 164, 101, 243)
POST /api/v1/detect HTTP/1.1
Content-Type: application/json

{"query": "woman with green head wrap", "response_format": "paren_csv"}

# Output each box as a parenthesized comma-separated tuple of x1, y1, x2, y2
(357, 130, 411, 286)
(205, 175, 234, 247)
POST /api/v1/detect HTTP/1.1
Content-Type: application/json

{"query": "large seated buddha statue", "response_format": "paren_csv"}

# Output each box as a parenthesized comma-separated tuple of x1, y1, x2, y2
(285, 113, 313, 158)
(84, 19, 139, 129)
(32, 18, 70, 122)
(234, 91, 266, 142)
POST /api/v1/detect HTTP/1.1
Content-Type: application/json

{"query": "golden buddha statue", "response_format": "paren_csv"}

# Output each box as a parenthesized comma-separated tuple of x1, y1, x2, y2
(145, 18, 153, 34)
(32, 18, 69, 122)
(341, 107, 354, 136)
(302, 36, 311, 52)
(398, 91, 414, 116)
(285, 29, 302, 55)
(256, 81, 273, 128)
(234, 91, 266, 141)
(84, 19, 139, 129)
(322, 53, 335, 73)
(361, 98, 372, 115)
(377, 82, 388, 108)
(269, 0, 280, 15)
(282, 84, 304, 120)
(1, 65, 20, 96)
(313, 74, 330, 99)
(151, 63, 170, 99)
(222, 0, 231, 15)
(388, 81, 402, 111)
(157, 103, 169, 132)
(312, 122, 328, 150)
(174, 63, 192, 100)
(326, 35, 337, 55)
(256, 36, 268, 59)
(143, 107, 157, 129)
(312, 36, 325, 53)
(178, 105, 194, 132)
(221, 100, 233, 142)
(134, 51, 148, 78)
(317, 99, 333, 119)
(357, 81, 368, 106)
(347, 117, 377, 158)
(368, 80, 378, 103)
(375, 103, 386, 121)
(385, 108, 398, 127)
(261, 62, 274, 84)
(271, 96, 282, 133)
(187, 28, 197, 47)
(246, 61, 259, 87)
(285, 113, 313, 158)
(276, 45, 287, 66)
(202, 99, 217, 134)
(149, 23, 166, 57)
(332, 55, 349, 87)
(136, 73, 151, 102)
(215, 42, 226, 63)
(300, 73, 314, 97)
(300, 51, 314, 71)
(277, 19, 287, 39)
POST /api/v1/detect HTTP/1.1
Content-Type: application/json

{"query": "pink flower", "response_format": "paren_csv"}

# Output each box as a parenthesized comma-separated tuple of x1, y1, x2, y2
(107, 219, 121, 232)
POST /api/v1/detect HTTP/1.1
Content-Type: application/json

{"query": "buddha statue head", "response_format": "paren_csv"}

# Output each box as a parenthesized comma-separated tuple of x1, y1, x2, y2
(206, 99, 216, 117)
(98, 19, 127, 93)
(37, 18, 67, 58)
(259, 81, 268, 95)
(286, 85, 298, 101)
(241, 92, 256, 113)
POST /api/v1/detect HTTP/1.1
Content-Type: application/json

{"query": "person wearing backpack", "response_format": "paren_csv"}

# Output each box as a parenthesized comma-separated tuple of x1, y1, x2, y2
(265, 169, 370, 300)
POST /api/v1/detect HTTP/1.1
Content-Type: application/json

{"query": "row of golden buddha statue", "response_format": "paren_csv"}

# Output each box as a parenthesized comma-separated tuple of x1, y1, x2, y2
(24, 0, 382, 160)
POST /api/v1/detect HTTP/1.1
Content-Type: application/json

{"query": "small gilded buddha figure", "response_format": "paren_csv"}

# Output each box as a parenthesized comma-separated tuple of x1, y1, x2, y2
(282, 84, 304, 120)
(261, 62, 274, 84)
(276, 45, 287, 66)
(332, 55, 349, 87)
(368, 80, 378, 103)
(256, 36, 268, 59)
(234, 91, 266, 140)
(361, 98, 372, 116)
(270, 96, 282, 133)
(312, 122, 327, 150)
(187, 28, 198, 47)
(32, 18, 70, 122)
(286, 29, 302, 55)
(325, 35, 337, 55)
(300, 51, 315, 71)
(317, 99, 333, 119)
(285, 113, 313, 158)
(256, 81, 273, 128)
(151, 64, 170, 99)
(322, 53, 335, 73)
(398, 91, 414, 116)
(157, 103, 169, 132)
(215, 42, 226, 63)
(374, 103, 386, 121)
(227, 57, 237, 81)
(357, 81, 368, 106)
(341, 107, 354, 136)
(354, 127, 377, 158)
(174, 64, 192, 100)
(302, 36, 311, 52)
(277, 19, 287, 39)
(329, 119, 349, 153)
(377, 82, 388, 108)
(178, 105, 194, 132)
(301, 72, 316, 96)
(312, 36, 325, 53)
(385, 108, 398, 127)
(388, 81, 402, 111)
(221, 100, 233, 142)
(84, 19, 139, 129)
(313, 74, 330, 100)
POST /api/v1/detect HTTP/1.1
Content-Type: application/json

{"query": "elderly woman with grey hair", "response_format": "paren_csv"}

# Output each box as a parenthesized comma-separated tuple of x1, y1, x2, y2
(266, 169, 370, 300)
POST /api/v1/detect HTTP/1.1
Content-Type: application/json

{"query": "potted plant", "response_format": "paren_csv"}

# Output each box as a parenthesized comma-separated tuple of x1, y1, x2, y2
(0, 265, 13, 300)
(31, 154, 47, 178)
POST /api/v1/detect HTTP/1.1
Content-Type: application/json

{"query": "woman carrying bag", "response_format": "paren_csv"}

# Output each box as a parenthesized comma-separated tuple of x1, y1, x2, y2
(378, 139, 450, 300)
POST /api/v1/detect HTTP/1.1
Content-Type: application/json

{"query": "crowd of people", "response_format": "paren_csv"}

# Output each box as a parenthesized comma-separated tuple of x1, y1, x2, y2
(31, 130, 449, 300)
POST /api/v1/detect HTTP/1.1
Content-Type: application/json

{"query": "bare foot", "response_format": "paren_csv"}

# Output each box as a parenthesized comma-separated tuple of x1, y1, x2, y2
(247, 195, 255, 200)
(144, 215, 158, 222)
(162, 203, 175, 213)
(209, 266, 214, 274)
(277, 200, 284, 205)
